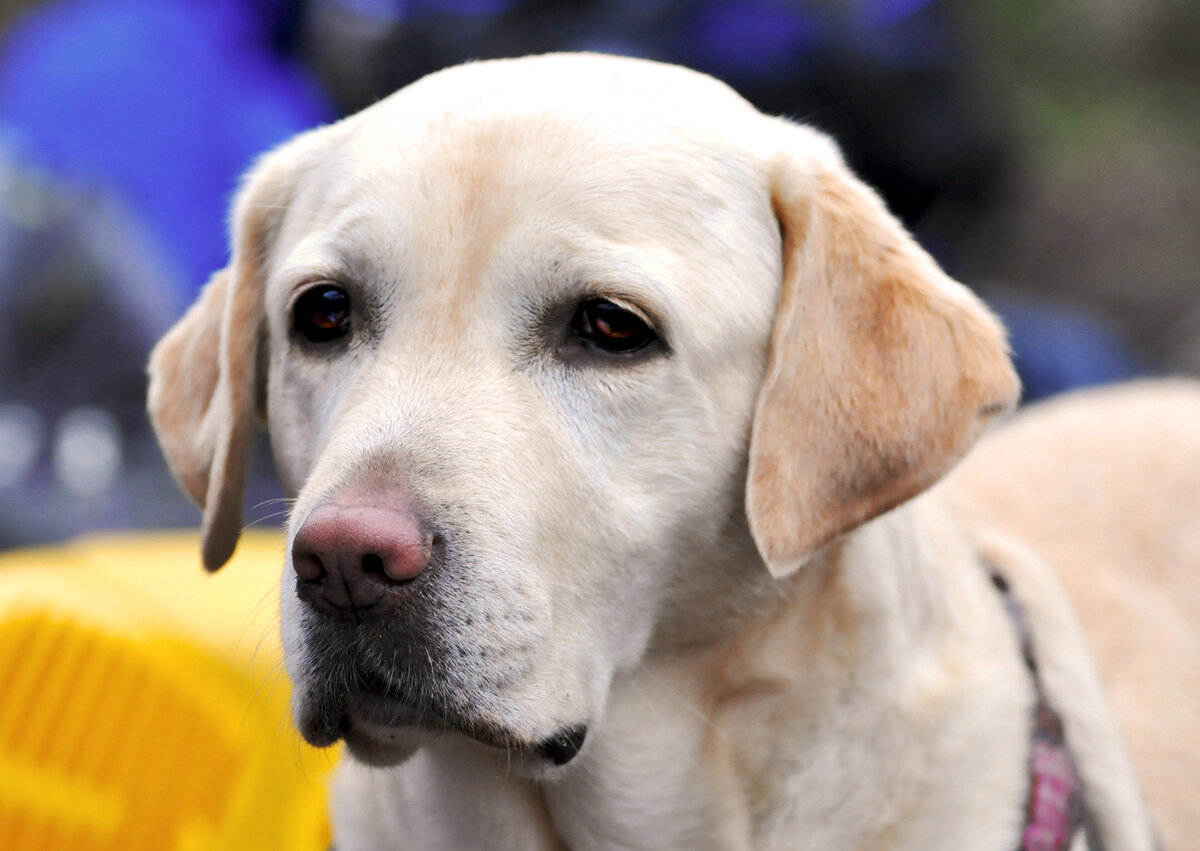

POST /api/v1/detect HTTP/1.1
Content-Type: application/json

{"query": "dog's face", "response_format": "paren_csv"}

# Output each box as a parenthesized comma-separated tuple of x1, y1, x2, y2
(148, 55, 1018, 773)
(266, 67, 786, 767)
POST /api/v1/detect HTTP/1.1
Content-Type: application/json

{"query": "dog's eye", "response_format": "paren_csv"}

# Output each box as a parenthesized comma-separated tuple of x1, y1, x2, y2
(294, 285, 351, 343)
(570, 299, 657, 354)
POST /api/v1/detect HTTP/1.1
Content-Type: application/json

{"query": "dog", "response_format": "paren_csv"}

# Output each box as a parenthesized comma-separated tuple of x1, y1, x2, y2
(147, 54, 1200, 849)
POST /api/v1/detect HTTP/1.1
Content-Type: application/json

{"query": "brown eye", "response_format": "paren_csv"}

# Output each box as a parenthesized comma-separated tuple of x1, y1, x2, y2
(570, 299, 657, 354)
(293, 285, 351, 343)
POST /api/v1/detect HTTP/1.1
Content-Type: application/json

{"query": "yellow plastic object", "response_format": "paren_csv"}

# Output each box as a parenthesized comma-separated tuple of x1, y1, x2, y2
(0, 531, 339, 851)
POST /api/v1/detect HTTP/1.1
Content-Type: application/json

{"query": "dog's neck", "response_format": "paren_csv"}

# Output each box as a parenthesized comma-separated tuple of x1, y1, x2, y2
(542, 494, 1034, 849)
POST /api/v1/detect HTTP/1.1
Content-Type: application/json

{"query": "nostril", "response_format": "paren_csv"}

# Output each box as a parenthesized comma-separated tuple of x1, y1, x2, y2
(293, 549, 326, 582)
(363, 549, 425, 585)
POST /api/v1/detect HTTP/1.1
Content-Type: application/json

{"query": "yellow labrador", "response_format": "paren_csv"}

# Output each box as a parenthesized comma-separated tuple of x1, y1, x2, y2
(147, 54, 1199, 849)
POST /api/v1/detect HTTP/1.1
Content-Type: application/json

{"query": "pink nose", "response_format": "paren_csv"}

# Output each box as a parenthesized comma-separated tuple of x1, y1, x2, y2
(291, 494, 434, 618)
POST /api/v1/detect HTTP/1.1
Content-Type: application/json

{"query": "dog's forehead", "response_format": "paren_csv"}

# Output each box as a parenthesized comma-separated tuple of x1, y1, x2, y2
(269, 56, 784, 307)
(343, 63, 764, 190)
(325, 53, 775, 207)
(358, 53, 764, 139)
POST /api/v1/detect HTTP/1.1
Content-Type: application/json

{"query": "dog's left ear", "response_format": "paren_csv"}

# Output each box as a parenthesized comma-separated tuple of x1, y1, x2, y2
(147, 145, 301, 571)
(746, 126, 1020, 578)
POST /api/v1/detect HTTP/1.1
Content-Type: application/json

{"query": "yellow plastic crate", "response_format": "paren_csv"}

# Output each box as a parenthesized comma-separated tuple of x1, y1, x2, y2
(0, 531, 338, 851)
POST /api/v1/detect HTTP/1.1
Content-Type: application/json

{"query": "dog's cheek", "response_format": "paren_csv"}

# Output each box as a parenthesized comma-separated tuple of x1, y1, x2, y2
(279, 581, 313, 693)
(265, 336, 366, 496)
(534, 378, 723, 655)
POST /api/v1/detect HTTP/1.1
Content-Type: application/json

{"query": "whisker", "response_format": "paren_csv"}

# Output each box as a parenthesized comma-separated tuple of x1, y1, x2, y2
(242, 509, 293, 532)
(250, 497, 298, 511)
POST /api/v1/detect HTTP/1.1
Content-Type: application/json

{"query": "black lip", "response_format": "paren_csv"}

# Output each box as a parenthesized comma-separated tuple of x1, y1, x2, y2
(535, 724, 588, 765)
(296, 682, 355, 748)
(308, 687, 590, 768)
(294, 622, 587, 766)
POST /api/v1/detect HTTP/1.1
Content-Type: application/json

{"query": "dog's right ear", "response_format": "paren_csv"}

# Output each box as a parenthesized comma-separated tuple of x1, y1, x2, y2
(148, 146, 302, 571)
(745, 125, 1019, 578)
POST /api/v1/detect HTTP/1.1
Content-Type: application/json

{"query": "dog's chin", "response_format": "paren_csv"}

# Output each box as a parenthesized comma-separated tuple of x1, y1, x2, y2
(295, 680, 591, 773)
(341, 712, 425, 767)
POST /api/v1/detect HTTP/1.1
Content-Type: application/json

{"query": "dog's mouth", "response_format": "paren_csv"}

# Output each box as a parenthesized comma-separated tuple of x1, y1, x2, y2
(297, 671, 588, 768)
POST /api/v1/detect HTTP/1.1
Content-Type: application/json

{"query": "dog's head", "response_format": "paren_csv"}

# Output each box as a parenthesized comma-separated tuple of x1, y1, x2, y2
(148, 54, 1017, 772)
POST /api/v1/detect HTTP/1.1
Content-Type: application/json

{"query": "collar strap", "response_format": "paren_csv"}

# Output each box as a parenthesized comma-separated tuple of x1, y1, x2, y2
(988, 570, 1087, 851)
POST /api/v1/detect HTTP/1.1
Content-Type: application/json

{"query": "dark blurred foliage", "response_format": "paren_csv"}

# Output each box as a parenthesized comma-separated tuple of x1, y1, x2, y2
(0, 0, 330, 297)
(306, 0, 1009, 246)
(0, 0, 326, 545)
(958, 0, 1200, 377)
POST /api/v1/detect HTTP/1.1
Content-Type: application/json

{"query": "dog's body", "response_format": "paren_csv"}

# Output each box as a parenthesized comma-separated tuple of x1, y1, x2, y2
(146, 54, 1199, 849)
(946, 381, 1200, 850)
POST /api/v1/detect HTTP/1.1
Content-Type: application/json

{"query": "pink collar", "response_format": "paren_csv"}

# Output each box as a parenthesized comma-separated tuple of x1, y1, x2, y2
(989, 571, 1088, 851)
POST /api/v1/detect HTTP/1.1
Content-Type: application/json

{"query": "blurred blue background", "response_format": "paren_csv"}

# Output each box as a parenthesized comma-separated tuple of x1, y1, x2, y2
(0, 0, 1196, 547)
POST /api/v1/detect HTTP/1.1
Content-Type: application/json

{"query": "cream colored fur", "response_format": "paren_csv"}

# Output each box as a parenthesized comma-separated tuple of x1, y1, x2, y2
(147, 54, 1196, 849)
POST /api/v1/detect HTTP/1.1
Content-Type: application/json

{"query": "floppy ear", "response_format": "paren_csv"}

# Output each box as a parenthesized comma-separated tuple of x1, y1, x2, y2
(148, 155, 292, 571)
(746, 127, 1020, 578)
